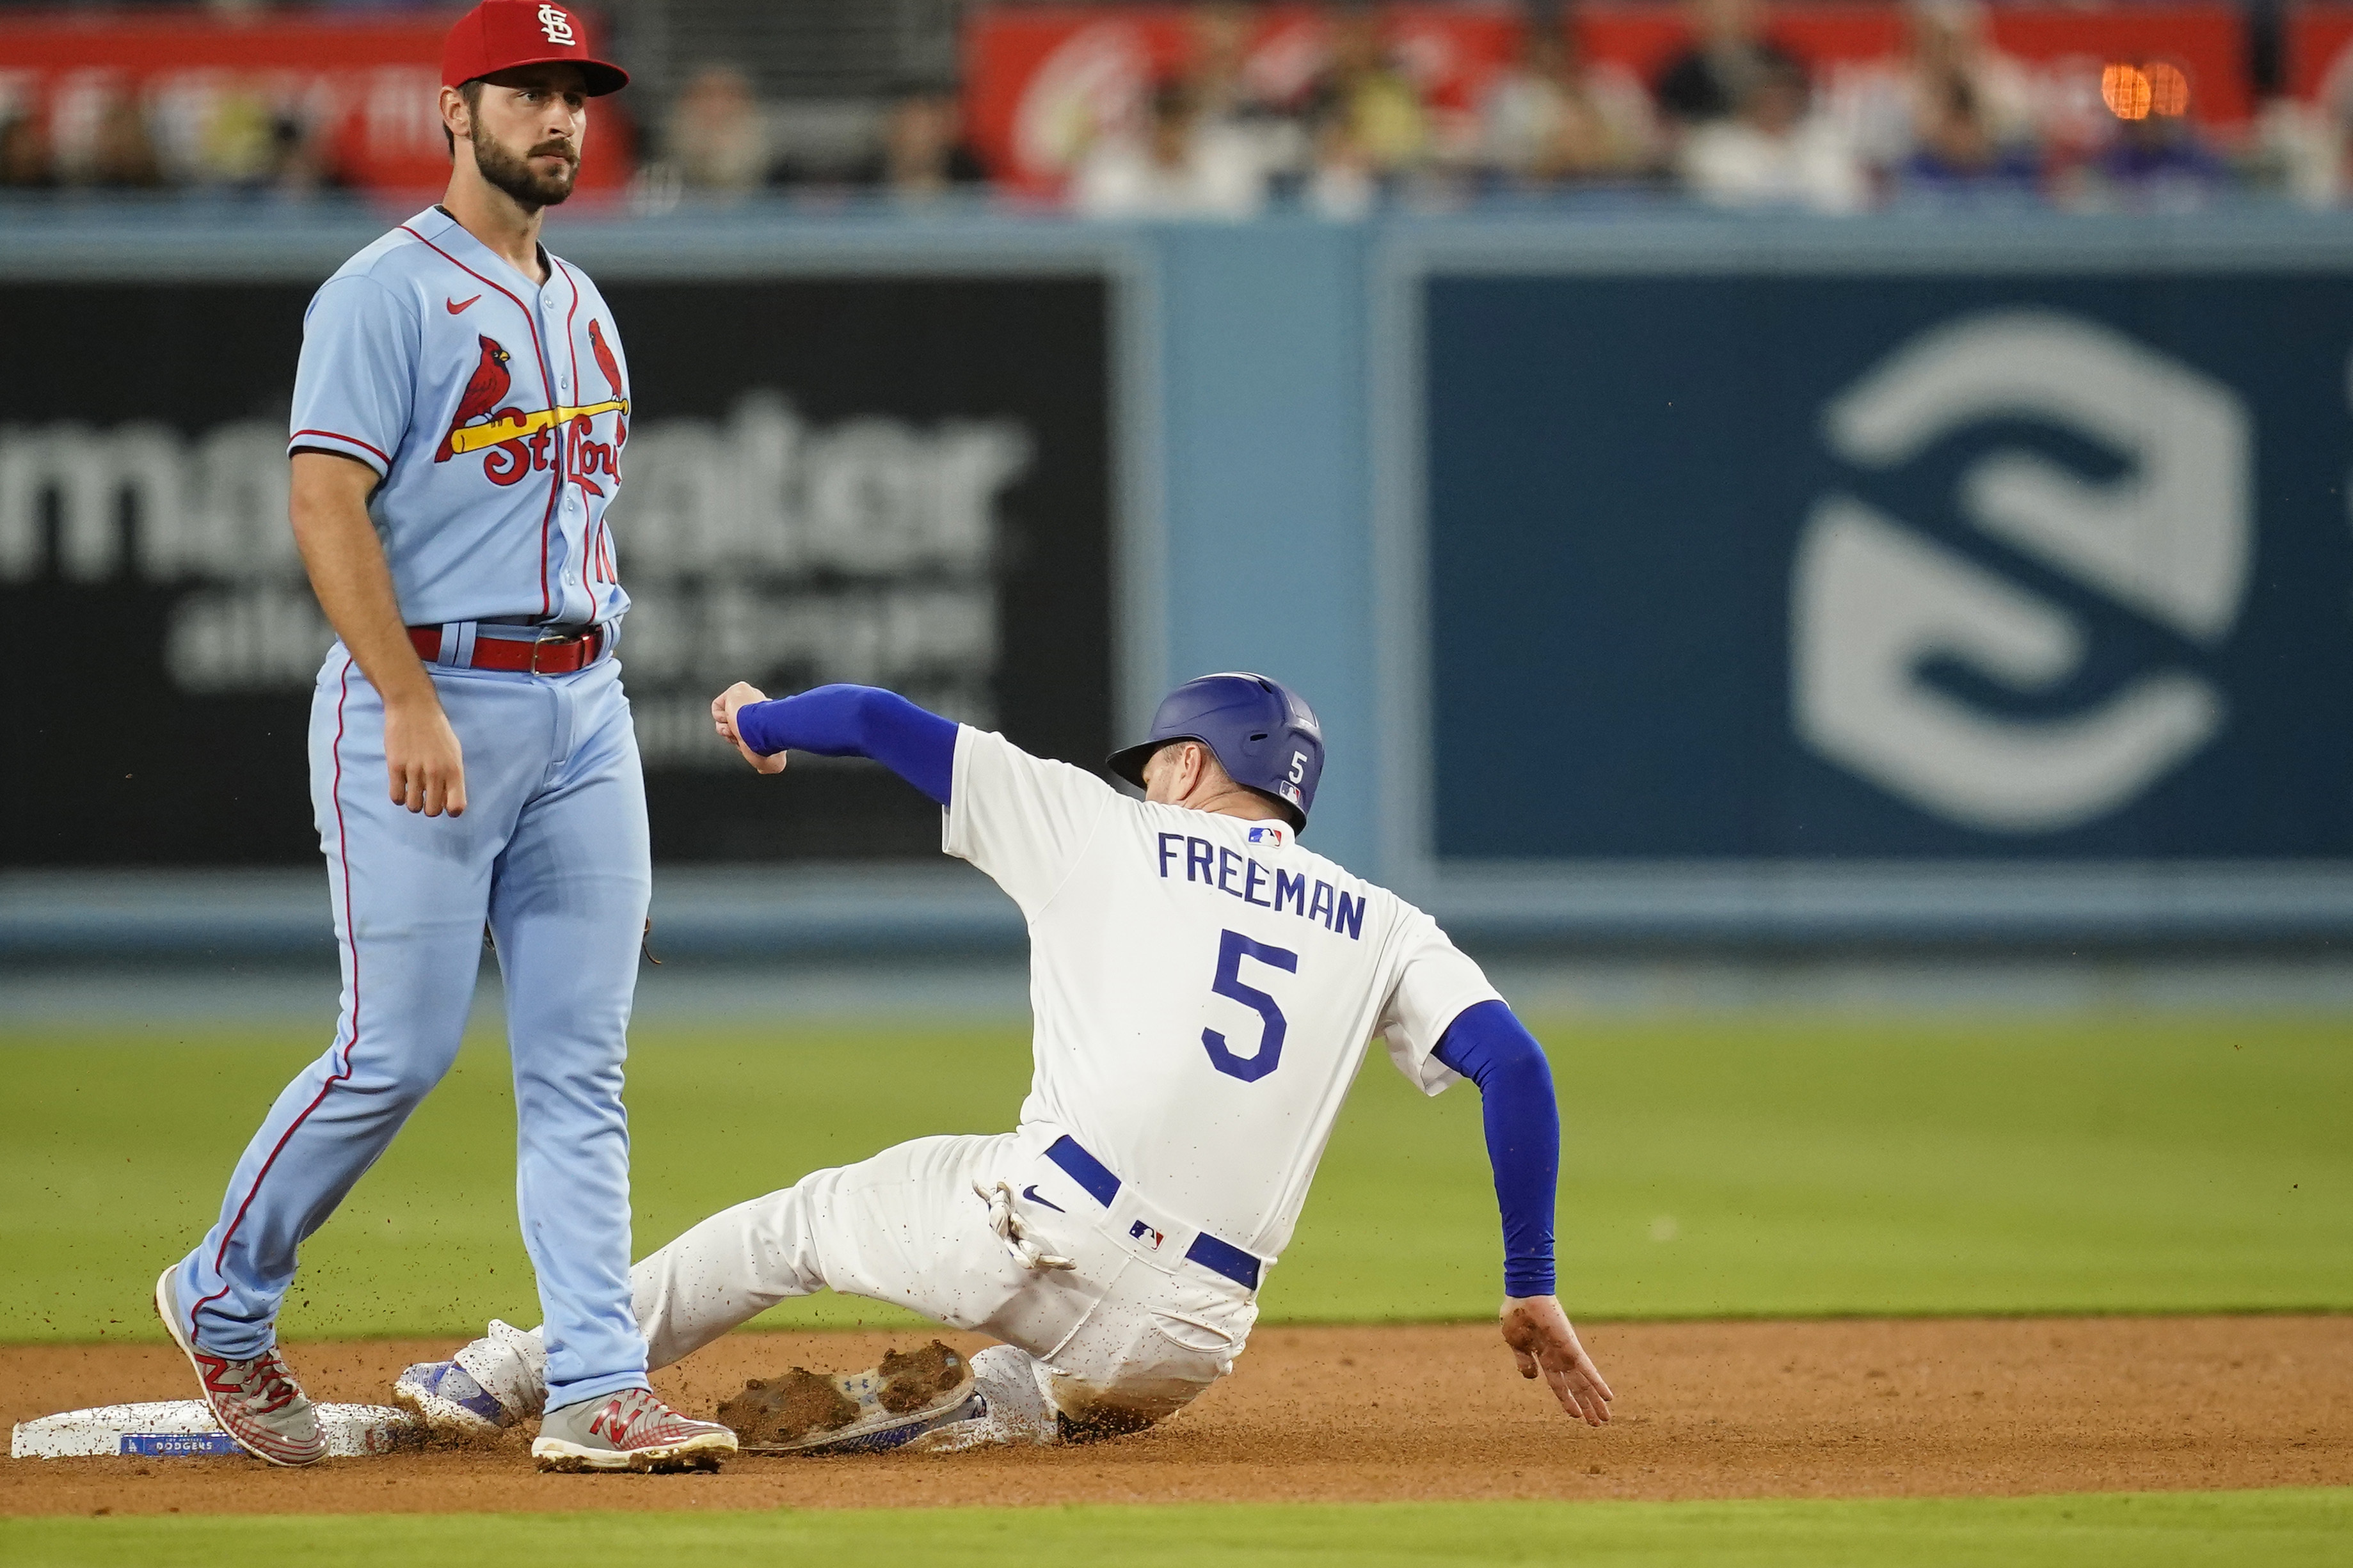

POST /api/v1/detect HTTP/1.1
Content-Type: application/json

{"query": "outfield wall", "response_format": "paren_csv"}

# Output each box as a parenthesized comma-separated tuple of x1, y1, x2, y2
(4, 203, 2352, 950)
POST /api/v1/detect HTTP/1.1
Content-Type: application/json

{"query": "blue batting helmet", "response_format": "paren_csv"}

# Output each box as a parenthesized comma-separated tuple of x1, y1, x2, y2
(1106, 672, 1325, 830)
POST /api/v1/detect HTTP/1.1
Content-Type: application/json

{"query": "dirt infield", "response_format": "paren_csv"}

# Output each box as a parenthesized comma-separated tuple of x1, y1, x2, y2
(3, 1316, 2347, 1516)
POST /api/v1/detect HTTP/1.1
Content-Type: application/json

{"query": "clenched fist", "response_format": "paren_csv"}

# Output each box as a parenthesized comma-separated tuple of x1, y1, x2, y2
(711, 681, 787, 775)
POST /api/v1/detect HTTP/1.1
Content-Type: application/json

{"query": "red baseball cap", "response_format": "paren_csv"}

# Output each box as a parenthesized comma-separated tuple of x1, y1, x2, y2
(443, 1, 629, 97)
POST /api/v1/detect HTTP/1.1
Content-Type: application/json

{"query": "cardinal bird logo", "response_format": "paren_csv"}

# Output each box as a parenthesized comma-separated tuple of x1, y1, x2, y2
(436, 335, 514, 462)
(436, 326, 631, 477)
(588, 318, 625, 401)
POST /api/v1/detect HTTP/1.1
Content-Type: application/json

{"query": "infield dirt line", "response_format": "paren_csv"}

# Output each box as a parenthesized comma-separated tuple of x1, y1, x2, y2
(3, 1316, 2347, 1516)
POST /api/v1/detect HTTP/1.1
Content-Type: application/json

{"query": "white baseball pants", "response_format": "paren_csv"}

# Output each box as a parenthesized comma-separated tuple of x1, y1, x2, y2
(628, 1127, 1261, 1429)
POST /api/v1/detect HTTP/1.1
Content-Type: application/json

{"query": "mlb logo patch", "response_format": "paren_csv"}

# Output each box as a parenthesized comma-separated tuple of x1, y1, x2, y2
(1129, 1221, 1166, 1251)
(1248, 823, 1288, 848)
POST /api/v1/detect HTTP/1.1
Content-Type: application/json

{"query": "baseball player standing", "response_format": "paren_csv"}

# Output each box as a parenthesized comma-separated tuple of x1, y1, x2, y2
(396, 674, 1612, 1450)
(156, 1, 733, 1473)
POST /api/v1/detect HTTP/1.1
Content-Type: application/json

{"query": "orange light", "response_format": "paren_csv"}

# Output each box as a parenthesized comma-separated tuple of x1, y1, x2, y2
(2102, 64, 2151, 121)
(2145, 61, 2190, 116)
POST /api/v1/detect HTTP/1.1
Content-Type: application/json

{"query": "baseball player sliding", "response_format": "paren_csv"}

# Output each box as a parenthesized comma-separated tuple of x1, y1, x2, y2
(395, 674, 1612, 1452)
(157, 1, 735, 1473)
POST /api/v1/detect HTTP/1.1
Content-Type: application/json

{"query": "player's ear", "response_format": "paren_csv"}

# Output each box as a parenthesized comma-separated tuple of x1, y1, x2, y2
(442, 81, 488, 154)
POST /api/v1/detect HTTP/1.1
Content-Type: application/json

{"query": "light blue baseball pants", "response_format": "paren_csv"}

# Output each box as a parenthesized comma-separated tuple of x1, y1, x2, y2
(170, 645, 651, 1411)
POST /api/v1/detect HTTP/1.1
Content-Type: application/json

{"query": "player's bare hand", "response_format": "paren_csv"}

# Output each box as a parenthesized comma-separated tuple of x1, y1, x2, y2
(1501, 1295, 1613, 1427)
(383, 696, 467, 818)
(712, 681, 786, 774)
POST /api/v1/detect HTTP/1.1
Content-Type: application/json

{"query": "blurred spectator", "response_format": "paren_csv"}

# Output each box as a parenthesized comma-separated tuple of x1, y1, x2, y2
(89, 94, 164, 190)
(1305, 10, 1431, 180)
(1681, 57, 1867, 211)
(0, 114, 57, 191)
(2062, 110, 2231, 210)
(200, 83, 278, 185)
(1184, 1, 1267, 126)
(2253, 48, 2353, 205)
(1479, 26, 1657, 186)
(1654, 0, 1805, 127)
(1844, 0, 2035, 177)
(871, 91, 986, 200)
(168, 80, 337, 194)
(262, 111, 340, 196)
(1072, 78, 1264, 218)
(2246, 94, 2343, 207)
(667, 65, 771, 194)
(1897, 70, 2039, 196)
(1185, 0, 1310, 184)
(1307, 113, 1380, 218)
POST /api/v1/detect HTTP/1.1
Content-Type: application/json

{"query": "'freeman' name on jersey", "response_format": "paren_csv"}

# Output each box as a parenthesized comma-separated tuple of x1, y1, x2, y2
(1154, 832, 1368, 941)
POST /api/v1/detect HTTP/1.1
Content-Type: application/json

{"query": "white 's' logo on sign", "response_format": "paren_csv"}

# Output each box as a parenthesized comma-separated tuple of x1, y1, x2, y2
(1791, 308, 2249, 833)
(538, 5, 576, 45)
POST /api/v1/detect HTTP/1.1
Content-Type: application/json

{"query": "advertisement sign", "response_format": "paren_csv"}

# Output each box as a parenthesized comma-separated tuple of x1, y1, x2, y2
(1421, 272, 2353, 860)
(964, 2, 2247, 191)
(2288, 4, 2353, 103)
(0, 273, 1112, 866)
(0, 8, 632, 193)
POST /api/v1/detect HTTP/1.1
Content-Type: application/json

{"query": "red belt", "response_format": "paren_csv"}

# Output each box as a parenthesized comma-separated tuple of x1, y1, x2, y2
(408, 624, 606, 675)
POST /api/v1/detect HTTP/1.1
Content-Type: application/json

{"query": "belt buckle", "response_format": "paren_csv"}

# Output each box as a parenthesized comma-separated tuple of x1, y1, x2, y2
(529, 629, 568, 676)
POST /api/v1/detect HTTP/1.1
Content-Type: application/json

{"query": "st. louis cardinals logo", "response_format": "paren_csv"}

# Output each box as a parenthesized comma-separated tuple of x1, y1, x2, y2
(573, 319, 627, 495)
(435, 335, 513, 461)
(435, 326, 629, 490)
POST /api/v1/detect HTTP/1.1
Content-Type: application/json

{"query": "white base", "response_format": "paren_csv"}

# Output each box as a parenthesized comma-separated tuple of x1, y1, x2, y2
(10, 1400, 419, 1459)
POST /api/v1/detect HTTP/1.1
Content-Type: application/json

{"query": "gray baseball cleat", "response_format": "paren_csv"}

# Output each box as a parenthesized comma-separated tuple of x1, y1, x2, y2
(154, 1267, 326, 1467)
(532, 1386, 737, 1473)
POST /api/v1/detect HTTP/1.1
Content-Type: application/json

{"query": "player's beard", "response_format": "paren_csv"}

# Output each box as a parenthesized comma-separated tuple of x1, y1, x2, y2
(470, 123, 578, 211)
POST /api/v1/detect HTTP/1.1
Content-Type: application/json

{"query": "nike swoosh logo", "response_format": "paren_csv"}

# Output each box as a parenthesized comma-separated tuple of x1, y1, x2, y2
(1021, 1184, 1065, 1213)
(446, 294, 481, 315)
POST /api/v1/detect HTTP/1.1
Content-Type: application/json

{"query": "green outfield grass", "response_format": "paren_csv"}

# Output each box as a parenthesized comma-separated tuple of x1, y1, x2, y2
(3, 1491, 2347, 1568)
(1, 1013, 2347, 1343)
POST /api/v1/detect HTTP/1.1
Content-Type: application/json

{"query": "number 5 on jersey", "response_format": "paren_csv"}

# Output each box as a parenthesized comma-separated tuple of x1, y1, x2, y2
(1202, 929, 1299, 1083)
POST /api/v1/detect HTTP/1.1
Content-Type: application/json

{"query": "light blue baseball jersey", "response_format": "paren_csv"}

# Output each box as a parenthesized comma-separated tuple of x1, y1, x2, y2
(288, 204, 631, 629)
(174, 205, 655, 1416)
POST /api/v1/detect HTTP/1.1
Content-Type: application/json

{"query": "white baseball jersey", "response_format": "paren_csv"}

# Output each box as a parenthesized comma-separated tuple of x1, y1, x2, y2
(943, 726, 1503, 1261)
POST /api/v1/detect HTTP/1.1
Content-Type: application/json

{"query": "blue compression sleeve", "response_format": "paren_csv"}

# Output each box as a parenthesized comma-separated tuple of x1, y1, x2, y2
(732, 685, 957, 807)
(1432, 1000, 1559, 1299)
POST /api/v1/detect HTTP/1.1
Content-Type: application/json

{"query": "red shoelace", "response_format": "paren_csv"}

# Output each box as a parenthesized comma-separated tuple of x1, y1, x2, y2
(245, 1352, 301, 1415)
